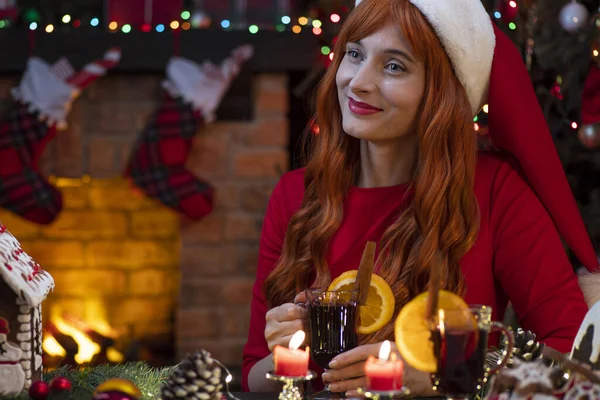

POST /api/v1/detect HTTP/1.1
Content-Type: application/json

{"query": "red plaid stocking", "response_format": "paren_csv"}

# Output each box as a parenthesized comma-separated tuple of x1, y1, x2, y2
(0, 48, 121, 224)
(125, 45, 253, 220)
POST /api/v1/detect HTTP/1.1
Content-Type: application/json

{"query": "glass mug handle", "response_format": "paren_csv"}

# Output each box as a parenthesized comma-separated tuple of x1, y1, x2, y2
(488, 322, 515, 375)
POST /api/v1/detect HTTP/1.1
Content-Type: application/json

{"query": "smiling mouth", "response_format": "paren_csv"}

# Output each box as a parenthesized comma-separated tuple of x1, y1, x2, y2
(348, 98, 382, 115)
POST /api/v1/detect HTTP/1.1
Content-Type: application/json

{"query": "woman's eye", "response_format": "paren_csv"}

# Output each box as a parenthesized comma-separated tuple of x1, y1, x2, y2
(387, 63, 406, 73)
(347, 50, 360, 59)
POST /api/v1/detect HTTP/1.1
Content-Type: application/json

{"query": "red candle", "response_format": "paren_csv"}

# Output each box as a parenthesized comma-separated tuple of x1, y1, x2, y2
(365, 341, 404, 391)
(273, 330, 310, 377)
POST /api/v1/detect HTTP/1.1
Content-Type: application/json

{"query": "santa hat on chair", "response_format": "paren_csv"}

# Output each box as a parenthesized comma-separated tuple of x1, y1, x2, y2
(355, 0, 600, 304)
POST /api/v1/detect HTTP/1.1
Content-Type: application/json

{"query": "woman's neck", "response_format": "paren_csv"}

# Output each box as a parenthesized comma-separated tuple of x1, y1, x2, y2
(357, 136, 417, 188)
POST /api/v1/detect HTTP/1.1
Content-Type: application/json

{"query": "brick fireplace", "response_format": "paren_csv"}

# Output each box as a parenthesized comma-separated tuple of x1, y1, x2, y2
(0, 72, 290, 370)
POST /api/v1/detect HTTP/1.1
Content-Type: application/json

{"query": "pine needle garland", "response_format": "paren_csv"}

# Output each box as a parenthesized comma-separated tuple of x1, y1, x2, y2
(4, 362, 172, 400)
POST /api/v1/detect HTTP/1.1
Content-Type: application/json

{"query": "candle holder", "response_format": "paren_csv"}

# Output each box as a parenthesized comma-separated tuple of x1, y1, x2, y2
(266, 370, 316, 400)
(356, 386, 411, 399)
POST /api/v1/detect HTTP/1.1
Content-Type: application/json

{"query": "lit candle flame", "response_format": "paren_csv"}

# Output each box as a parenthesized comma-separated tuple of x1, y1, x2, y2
(379, 340, 391, 361)
(289, 330, 305, 350)
(439, 309, 446, 336)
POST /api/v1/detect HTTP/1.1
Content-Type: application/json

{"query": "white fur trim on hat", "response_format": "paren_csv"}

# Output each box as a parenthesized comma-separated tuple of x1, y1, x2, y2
(355, 0, 495, 116)
(11, 57, 78, 130)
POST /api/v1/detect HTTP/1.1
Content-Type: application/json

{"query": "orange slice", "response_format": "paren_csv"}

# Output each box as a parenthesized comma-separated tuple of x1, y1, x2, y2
(394, 290, 476, 373)
(328, 270, 395, 335)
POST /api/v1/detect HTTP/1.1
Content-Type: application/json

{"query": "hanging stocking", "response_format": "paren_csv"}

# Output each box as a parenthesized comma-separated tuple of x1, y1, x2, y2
(125, 45, 253, 220)
(0, 48, 121, 224)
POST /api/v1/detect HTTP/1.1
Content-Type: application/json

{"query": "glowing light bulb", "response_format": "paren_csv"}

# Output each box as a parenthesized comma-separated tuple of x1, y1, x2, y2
(482, 104, 489, 113)
(331, 13, 341, 23)
(594, 50, 599, 57)
(45, 24, 54, 32)
(509, 1, 517, 7)
(62, 14, 71, 23)
(221, 20, 230, 28)
(298, 16, 308, 25)
(292, 25, 301, 33)
(170, 20, 180, 29)
(329, 52, 334, 60)
(571, 122, 578, 129)
(312, 27, 322, 35)
(321, 46, 331, 55)
(29, 22, 37, 30)
(90, 17, 99, 26)
(312, 19, 322, 28)
(156, 24, 165, 32)
(281, 15, 291, 24)
(108, 21, 118, 30)
(181, 11, 191, 20)
(122, 24, 131, 33)
(249, 24, 259, 33)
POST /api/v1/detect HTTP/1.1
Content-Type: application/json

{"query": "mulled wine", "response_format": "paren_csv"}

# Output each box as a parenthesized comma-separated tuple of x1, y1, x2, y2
(307, 302, 358, 368)
(431, 327, 489, 397)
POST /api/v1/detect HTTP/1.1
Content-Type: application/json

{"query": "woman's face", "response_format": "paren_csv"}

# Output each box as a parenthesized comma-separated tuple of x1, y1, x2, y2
(336, 22, 426, 142)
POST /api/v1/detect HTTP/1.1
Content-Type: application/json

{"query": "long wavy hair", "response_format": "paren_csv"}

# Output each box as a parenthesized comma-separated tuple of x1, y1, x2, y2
(263, 0, 480, 343)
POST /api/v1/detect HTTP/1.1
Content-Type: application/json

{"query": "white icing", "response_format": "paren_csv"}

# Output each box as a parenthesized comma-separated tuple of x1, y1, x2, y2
(19, 360, 30, 371)
(17, 314, 30, 323)
(20, 342, 30, 351)
(34, 354, 42, 371)
(0, 224, 54, 307)
(15, 297, 27, 305)
(24, 378, 31, 388)
(0, 364, 26, 395)
(571, 300, 600, 364)
(19, 323, 30, 333)
(16, 332, 31, 342)
(19, 306, 30, 314)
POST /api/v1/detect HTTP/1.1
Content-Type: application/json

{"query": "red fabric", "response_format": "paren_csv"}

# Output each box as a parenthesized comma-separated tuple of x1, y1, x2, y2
(488, 24, 599, 272)
(241, 153, 589, 391)
(106, 0, 183, 26)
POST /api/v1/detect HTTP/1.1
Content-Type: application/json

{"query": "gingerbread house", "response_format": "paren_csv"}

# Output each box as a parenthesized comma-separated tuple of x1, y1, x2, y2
(0, 223, 54, 395)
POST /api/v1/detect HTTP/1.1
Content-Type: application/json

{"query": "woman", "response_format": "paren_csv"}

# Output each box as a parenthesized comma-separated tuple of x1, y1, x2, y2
(243, 0, 599, 396)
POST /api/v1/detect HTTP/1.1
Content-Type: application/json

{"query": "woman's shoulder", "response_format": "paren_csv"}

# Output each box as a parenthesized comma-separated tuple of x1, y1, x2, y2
(475, 151, 525, 191)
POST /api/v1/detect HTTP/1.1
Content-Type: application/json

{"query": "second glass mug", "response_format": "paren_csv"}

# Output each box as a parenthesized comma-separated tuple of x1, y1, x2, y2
(431, 305, 515, 400)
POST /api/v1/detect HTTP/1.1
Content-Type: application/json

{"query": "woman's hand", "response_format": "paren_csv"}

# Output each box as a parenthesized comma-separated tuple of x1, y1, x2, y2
(323, 341, 437, 398)
(264, 292, 308, 352)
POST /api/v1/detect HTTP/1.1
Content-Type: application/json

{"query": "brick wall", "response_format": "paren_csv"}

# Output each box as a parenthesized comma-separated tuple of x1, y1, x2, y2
(0, 72, 290, 367)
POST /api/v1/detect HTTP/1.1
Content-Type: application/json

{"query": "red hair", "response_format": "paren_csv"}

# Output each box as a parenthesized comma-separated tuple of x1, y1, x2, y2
(263, 0, 480, 343)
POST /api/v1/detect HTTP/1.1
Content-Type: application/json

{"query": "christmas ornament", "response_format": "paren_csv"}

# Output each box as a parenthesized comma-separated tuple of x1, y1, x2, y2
(578, 124, 600, 148)
(92, 378, 141, 400)
(551, 80, 564, 100)
(0, 48, 120, 224)
(125, 44, 253, 221)
(159, 349, 224, 400)
(50, 376, 72, 392)
(29, 381, 50, 400)
(559, 1, 589, 33)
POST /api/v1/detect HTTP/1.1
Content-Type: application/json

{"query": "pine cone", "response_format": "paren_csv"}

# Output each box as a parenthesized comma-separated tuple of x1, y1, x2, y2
(159, 349, 224, 400)
(510, 328, 547, 365)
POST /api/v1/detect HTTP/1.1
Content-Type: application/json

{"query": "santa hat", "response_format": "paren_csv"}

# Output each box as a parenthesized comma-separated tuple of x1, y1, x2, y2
(353, 1, 599, 280)
(0, 318, 9, 335)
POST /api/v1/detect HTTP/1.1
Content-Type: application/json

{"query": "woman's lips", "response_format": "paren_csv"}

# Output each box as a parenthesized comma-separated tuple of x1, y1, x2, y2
(348, 98, 383, 115)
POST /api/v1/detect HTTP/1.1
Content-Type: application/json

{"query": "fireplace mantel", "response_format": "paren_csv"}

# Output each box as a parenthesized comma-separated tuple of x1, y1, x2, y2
(0, 29, 321, 73)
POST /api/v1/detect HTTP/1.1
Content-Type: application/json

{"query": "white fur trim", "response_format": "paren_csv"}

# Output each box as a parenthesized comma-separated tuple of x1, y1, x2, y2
(578, 271, 600, 308)
(355, 0, 495, 116)
(11, 57, 78, 130)
(162, 45, 254, 122)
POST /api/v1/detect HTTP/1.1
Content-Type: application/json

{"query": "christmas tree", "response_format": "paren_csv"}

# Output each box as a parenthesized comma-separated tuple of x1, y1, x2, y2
(480, 0, 600, 265)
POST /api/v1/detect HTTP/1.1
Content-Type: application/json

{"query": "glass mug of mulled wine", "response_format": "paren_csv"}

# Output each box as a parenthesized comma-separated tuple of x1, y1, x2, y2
(303, 288, 360, 398)
(430, 305, 514, 400)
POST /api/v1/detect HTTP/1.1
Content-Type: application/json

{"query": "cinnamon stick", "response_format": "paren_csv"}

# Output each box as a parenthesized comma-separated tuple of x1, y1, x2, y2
(354, 241, 376, 305)
(542, 347, 600, 384)
(424, 251, 442, 321)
